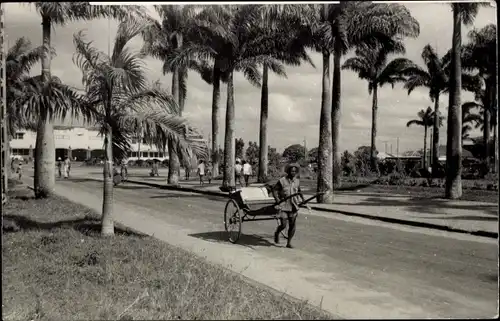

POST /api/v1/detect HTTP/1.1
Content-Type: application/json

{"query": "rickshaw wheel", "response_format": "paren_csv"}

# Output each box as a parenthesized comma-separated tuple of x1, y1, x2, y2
(224, 199, 241, 243)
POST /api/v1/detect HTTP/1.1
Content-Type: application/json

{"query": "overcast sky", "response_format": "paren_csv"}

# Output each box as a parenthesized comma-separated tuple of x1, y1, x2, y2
(4, 2, 497, 153)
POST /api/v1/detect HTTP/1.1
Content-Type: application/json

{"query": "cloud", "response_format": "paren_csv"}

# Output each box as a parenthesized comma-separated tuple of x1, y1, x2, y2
(4, 3, 496, 153)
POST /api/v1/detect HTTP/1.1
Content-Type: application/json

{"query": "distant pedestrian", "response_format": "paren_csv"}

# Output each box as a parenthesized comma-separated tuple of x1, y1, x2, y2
(235, 160, 244, 187)
(197, 160, 206, 185)
(242, 160, 252, 186)
(17, 161, 23, 180)
(63, 157, 71, 178)
(57, 157, 63, 178)
(206, 162, 213, 184)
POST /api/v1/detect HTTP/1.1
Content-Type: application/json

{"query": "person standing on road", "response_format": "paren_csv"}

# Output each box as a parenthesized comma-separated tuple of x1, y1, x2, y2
(197, 160, 206, 185)
(63, 157, 71, 179)
(206, 162, 213, 184)
(242, 160, 252, 186)
(57, 157, 63, 178)
(272, 163, 303, 249)
(234, 160, 244, 187)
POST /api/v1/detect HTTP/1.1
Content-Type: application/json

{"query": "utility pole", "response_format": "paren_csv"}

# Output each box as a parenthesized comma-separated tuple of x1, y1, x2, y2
(1, 5, 8, 198)
(303, 136, 307, 161)
(390, 144, 393, 155)
(382, 141, 388, 154)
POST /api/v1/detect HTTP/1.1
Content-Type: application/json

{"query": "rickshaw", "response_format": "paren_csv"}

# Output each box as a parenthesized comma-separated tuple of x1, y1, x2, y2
(220, 185, 324, 243)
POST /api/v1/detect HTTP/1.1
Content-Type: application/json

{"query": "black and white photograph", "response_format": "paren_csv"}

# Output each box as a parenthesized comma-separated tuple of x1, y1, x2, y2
(1, 1, 498, 319)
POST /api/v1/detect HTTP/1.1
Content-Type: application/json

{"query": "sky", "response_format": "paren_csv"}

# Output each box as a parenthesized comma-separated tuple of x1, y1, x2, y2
(4, 2, 497, 153)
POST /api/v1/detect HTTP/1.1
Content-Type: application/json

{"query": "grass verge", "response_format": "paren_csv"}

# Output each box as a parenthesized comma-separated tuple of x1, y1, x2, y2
(2, 188, 331, 320)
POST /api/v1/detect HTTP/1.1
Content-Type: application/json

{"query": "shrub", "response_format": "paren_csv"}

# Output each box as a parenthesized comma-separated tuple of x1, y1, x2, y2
(419, 179, 429, 187)
(388, 172, 406, 186)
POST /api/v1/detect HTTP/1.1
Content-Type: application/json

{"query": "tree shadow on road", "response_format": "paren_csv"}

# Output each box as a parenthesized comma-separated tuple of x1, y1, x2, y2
(421, 215, 498, 221)
(150, 193, 225, 202)
(344, 197, 499, 217)
(189, 231, 278, 249)
(2, 214, 147, 237)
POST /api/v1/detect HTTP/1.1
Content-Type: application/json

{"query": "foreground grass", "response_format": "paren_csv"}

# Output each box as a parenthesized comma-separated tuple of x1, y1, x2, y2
(2, 189, 331, 320)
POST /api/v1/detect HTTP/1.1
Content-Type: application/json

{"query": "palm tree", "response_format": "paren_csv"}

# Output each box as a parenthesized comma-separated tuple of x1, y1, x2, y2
(446, 2, 484, 199)
(398, 45, 449, 179)
(142, 5, 202, 185)
(143, 6, 232, 180)
(461, 24, 497, 170)
(6, 37, 46, 137)
(303, 3, 419, 201)
(406, 107, 443, 169)
(254, 5, 315, 183)
(342, 40, 413, 175)
(31, 2, 149, 198)
(168, 5, 284, 188)
(73, 21, 206, 236)
(461, 102, 482, 140)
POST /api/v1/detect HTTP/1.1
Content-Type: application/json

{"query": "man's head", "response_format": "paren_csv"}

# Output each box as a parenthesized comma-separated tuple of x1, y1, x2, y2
(285, 163, 300, 179)
(242, 160, 246, 165)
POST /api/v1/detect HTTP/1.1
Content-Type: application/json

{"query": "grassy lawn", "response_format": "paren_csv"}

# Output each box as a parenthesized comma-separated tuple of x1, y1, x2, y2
(298, 180, 498, 203)
(2, 187, 331, 320)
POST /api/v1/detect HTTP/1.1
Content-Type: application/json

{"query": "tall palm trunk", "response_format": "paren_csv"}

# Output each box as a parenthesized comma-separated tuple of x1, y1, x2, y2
(494, 114, 498, 173)
(101, 124, 114, 236)
(258, 63, 269, 183)
(429, 127, 433, 168)
(331, 48, 342, 189)
(211, 67, 221, 178)
(431, 97, 440, 177)
(445, 4, 463, 199)
(1, 6, 7, 196)
(370, 83, 380, 175)
(167, 66, 180, 185)
(483, 78, 493, 170)
(423, 125, 428, 169)
(222, 70, 235, 188)
(317, 51, 334, 204)
(34, 16, 55, 198)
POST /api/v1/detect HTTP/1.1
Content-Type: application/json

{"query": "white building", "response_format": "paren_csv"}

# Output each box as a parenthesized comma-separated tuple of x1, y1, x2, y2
(9, 125, 209, 162)
(9, 126, 169, 161)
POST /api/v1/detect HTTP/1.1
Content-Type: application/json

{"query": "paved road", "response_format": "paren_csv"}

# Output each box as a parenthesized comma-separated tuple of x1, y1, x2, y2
(53, 175, 498, 319)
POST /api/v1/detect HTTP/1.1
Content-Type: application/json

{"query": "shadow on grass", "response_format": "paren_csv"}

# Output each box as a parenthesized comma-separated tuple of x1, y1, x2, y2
(2, 214, 148, 237)
(189, 231, 278, 248)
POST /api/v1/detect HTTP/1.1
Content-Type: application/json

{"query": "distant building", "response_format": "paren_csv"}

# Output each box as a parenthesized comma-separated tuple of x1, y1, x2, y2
(9, 126, 168, 161)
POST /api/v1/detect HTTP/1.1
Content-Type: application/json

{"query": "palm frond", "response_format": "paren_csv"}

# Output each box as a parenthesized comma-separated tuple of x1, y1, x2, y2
(406, 119, 424, 127)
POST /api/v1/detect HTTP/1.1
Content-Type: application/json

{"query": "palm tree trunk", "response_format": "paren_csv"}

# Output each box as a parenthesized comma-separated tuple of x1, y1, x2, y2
(222, 69, 235, 188)
(370, 83, 380, 175)
(211, 67, 221, 178)
(317, 51, 334, 204)
(423, 125, 428, 169)
(101, 124, 114, 236)
(167, 67, 180, 185)
(34, 16, 55, 199)
(494, 120, 498, 173)
(445, 4, 463, 199)
(331, 48, 342, 189)
(483, 79, 493, 170)
(429, 127, 433, 168)
(258, 63, 269, 183)
(431, 97, 440, 177)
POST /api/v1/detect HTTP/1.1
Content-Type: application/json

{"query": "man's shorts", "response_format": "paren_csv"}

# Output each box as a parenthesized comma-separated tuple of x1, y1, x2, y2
(277, 210, 298, 220)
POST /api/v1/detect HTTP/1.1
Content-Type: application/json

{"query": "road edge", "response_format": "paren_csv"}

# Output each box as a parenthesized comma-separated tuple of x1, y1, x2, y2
(127, 179, 498, 239)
